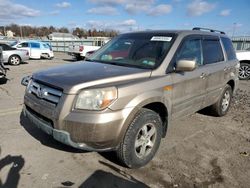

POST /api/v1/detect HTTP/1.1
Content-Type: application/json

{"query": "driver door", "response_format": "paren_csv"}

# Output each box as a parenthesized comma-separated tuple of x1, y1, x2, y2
(170, 36, 208, 119)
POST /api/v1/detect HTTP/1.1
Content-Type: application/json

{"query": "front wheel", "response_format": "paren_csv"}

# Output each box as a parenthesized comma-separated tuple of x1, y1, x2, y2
(9, 55, 21, 65)
(116, 108, 163, 168)
(211, 84, 232, 116)
(239, 62, 250, 80)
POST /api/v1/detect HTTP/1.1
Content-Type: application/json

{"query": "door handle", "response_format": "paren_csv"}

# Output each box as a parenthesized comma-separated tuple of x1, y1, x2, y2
(200, 73, 206, 79)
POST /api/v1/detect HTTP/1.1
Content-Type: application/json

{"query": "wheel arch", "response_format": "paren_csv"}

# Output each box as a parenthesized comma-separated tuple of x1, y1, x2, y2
(115, 97, 170, 149)
(227, 80, 235, 92)
(240, 60, 250, 64)
(8, 54, 22, 64)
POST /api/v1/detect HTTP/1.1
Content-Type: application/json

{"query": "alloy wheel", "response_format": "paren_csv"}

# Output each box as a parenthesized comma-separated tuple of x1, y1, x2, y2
(135, 123, 157, 158)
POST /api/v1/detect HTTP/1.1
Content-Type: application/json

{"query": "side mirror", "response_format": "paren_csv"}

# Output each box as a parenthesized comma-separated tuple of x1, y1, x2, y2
(21, 75, 32, 86)
(17, 44, 22, 48)
(176, 59, 196, 72)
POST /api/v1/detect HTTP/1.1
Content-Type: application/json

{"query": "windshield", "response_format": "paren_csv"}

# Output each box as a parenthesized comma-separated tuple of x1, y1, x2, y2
(9, 41, 18, 46)
(89, 32, 176, 69)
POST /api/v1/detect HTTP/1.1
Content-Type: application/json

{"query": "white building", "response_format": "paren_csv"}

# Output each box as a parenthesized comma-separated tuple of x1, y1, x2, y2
(6, 30, 14, 38)
(48, 32, 79, 41)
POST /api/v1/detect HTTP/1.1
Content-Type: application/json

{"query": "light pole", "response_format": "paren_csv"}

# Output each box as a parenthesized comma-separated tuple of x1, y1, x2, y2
(20, 26, 23, 38)
(232, 23, 236, 38)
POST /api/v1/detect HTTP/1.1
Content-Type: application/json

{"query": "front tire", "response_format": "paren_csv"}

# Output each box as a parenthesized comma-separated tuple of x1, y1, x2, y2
(211, 84, 232, 116)
(116, 108, 162, 168)
(9, 55, 21, 65)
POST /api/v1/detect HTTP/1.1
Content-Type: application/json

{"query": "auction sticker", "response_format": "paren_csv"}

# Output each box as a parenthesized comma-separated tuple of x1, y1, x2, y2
(151, 36, 172, 42)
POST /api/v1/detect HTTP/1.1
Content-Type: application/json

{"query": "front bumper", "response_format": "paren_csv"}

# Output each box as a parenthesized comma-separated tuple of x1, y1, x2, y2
(23, 106, 115, 151)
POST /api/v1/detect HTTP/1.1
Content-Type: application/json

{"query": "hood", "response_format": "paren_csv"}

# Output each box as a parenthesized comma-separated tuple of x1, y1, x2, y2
(33, 61, 151, 94)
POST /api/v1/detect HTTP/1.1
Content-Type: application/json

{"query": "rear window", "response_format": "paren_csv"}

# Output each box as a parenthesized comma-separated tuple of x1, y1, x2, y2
(30, 42, 40, 48)
(221, 37, 236, 60)
(202, 38, 224, 64)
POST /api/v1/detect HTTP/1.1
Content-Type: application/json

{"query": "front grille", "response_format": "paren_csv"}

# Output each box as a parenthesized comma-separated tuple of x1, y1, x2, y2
(28, 80, 62, 106)
(26, 105, 54, 128)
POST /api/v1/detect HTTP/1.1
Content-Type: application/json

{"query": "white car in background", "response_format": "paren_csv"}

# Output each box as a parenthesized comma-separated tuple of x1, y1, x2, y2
(0, 43, 29, 65)
(236, 47, 250, 80)
(11, 41, 54, 60)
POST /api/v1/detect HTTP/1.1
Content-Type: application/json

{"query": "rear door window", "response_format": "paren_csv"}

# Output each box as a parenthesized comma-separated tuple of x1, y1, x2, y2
(30, 42, 41, 49)
(221, 37, 236, 60)
(202, 37, 224, 64)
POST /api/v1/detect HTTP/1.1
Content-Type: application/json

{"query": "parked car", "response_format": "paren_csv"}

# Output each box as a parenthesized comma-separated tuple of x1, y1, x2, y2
(236, 49, 250, 80)
(0, 47, 9, 80)
(85, 50, 96, 59)
(21, 28, 239, 168)
(68, 39, 109, 61)
(12, 41, 54, 60)
(0, 43, 29, 65)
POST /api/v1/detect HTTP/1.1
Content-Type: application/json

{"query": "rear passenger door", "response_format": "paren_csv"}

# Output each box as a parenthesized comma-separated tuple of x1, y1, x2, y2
(201, 36, 226, 107)
(170, 36, 207, 119)
(30, 42, 41, 59)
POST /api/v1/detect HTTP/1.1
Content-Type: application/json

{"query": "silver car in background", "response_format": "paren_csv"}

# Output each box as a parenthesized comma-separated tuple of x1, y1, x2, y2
(0, 43, 29, 65)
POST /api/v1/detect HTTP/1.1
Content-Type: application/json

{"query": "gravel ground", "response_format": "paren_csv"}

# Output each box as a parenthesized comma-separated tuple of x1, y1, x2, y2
(0, 52, 249, 188)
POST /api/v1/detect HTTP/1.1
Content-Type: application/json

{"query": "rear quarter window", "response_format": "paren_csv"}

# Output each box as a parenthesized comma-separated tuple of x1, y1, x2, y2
(221, 37, 237, 60)
(202, 38, 224, 64)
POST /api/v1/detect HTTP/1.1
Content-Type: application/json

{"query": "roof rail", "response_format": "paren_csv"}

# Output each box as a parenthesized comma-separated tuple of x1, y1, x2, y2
(192, 27, 225, 34)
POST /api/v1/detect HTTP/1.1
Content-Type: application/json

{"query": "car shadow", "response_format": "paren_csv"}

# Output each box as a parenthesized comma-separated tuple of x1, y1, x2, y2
(0, 77, 8, 85)
(98, 151, 125, 167)
(63, 58, 77, 62)
(0, 150, 25, 188)
(19, 111, 87, 153)
(78, 169, 149, 188)
(198, 107, 219, 117)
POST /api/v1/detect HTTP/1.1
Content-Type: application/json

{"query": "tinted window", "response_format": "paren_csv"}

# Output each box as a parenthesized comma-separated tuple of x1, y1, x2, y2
(19, 42, 29, 48)
(30, 42, 40, 48)
(0, 44, 14, 51)
(176, 38, 203, 66)
(221, 37, 236, 60)
(202, 39, 224, 64)
(90, 33, 176, 69)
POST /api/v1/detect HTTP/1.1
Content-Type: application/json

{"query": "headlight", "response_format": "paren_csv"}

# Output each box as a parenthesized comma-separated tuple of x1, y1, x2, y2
(75, 87, 117, 110)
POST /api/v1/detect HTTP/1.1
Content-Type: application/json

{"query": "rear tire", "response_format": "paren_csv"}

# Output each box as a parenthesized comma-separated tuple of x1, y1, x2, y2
(9, 55, 21, 66)
(239, 62, 250, 80)
(116, 108, 162, 168)
(211, 84, 232, 116)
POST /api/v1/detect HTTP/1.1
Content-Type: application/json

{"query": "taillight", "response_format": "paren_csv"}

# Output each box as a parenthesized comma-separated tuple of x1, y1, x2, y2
(79, 45, 84, 52)
(26, 51, 29, 56)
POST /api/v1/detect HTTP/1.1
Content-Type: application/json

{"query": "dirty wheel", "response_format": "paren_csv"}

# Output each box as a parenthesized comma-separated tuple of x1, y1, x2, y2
(41, 53, 50, 59)
(9, 55, 21, 65)
(211, 84, 232, 116)
(239, 63, 250, 80)
(116, 108, 162, 168)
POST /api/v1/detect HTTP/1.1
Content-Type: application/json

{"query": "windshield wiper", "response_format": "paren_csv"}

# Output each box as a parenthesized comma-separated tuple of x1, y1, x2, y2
(89, 59, 152, 70)
(84, 58, 93, 62)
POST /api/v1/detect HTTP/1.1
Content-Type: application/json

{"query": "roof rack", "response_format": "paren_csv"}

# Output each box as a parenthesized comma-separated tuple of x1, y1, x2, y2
(192, 27, 225, 34)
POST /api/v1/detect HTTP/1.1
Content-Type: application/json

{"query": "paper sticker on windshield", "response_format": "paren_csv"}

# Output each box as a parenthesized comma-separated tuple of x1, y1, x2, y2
(151, 36, 172, 42)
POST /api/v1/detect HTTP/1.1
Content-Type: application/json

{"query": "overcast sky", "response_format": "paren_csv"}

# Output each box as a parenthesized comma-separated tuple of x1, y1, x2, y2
(0, 0, 249, 36)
